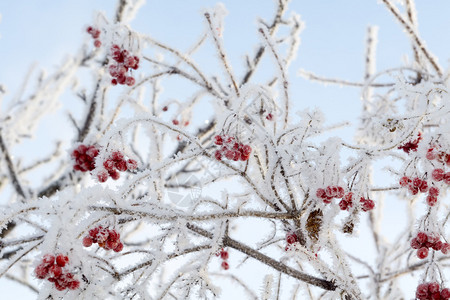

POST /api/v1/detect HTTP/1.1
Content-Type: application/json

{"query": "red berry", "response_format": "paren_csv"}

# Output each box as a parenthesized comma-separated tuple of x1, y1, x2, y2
(113, 242, 124, 252)
(410, 238, 421, 249)
(115, 159, 128, 172)
(94, 40, 101, 48)
(220, 250, 229, 260)
(162, 106, 168, 112)
(111, 79, 118, 85)
(416, 232, 428, 244)
(427, 233, 440, 244)
(361, 198, 375, 211)
(49, 264, 62, 277)
(417, 247, 429, 259)
(441, 288, 450, 299)
(419, 180, 428, 193)
(214, 150, 222, 161)
(399, 176, 410, 187)
(97, 171, 108, 183)
(86, 26, 93, 34)
(336, 186, 345, 198)
(266, 113, 273, 121)
(225, 150, 234, 160)
(221, 261, 229, 270)
(286, 233, 298, 244)
(42, 254, 55, 266)
(125, 76, 135, 86)
(68, 280, 80, 290)
(214, 135, 223, 145)
(445, 172, 450, 185)
(127, 159, 138, 170)
(431, 292, 441, 300)
(426, 149, 436, 160)
(429, 187, 439, 196)
(432, 240, 443, 251)
(441, 242, 450, 254)
(83, 236, 93, 247)
(429, 282, 440, 294)
(92, 30, 100, 39)
(426, 195, 437, 206)
(56, 254, 69, 267)
(432, 169, 444, 181)
(172, 120, 179, 126)
(339, 200, 348, 211)
(34, 264, 49, 279)
(316, 188, 326, 198)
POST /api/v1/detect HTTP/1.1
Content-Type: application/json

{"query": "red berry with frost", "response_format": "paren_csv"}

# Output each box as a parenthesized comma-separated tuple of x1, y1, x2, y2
(42, 254, 55, 266)
(113, 242, 124, 252)
(68, 280, 80, 290)
(49, 264, 62, 277)
(410, 238, 421, 249)
(286, 233, 298, 244)
(399, 176, 410, 187)
(426, 195, 437, 206)
(220, 250, 229, 260)
(172, 120, 179, 126)
(162, 106, 168, 112)
(417, 247, 428, 259)
(108, 169, 120, 180)
(125, 76, 135, 86)
(83, 236, 93, 247)
(127, 159, 138, 170)
(316, 188, 326, 198)
(432, 240, 443, 251)
(56, 254, 69, 267)
(94, 40, 101, 48)
(35, 264, 49, 279)
(336, 186, 345, 198)
(339, 200, 348, 211)
(445, 172, 450, 185)
(214, 150, 222, 161)
(416, 232, 427, 244)
(429, 186, 439, 196)
(97, 171, 108, 183)
(419, 180, 428, 193)
(442, 242, 450, 254)
(441, 288, 450, 299)
(428, 282, 440, 294)
(214, 135, 223, 145)
(115, 159, 128, 172)
(221, 261, 229, 270)
(266, 113, 273, 121)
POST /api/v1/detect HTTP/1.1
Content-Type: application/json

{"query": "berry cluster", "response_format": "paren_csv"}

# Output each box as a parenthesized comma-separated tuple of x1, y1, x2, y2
(285, 232, 298, 251)
(398, 132, 422, 153)
(399, 176, 429, 195)
(315, 187, 375, 212)
(416, 282, 450, 300)
(399, 176, 441, 206)
(216, 248, 229, 270)
(426, 147, 450, 165)
(71, 144, 99, 172)
(34, 254, 79, 291)
(109, 44, 139, 86)
(213, 135, 252, 162)
(338, 192, 375, 212)
(316, 186, 345, 204)
(97, 151, 137, 182)
(410, 232, 450, 259)
(86, 26, 101, 48)
(82, 226, 124, 252)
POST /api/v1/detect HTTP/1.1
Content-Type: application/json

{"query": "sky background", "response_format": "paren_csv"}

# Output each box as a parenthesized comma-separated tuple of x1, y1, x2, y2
(1, 0, 450, 299)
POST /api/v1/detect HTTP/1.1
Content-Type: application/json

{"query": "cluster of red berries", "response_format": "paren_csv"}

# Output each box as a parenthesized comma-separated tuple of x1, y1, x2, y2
(82, 226, 124, 252)
(109, 44, 139, 86)
(316, 186, 345, 204)
(398, 132, 422, 153)
(315, 187, 375, 212)
(285, 232, 298, 251)
(416, 282, 450, 300)
(411, 232, 450, 259)
(216, 248, 229, 270)
(399, 176, 441, 206)
(34, 254, 80, 291)
(97, 151, 137, 182)
(213, 135, 252, 162)
(432, 169, 450, 185)
(339, 192, 375, 212)
(86, 26, 101, 48)
(71, 144, 99, 172)
(426, 147, 450, 166)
